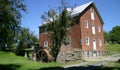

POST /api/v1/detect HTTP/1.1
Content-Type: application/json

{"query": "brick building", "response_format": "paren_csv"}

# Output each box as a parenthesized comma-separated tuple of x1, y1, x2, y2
(39, 1, 104, 53)
(38, 1, 108, 63)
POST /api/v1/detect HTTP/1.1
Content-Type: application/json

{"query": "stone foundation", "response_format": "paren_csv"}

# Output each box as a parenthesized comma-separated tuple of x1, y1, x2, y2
(57, 49, 110, 63)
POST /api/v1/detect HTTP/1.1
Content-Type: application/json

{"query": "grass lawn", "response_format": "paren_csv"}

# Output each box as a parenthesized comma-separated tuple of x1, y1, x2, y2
(0, 51, 60, 70)
(94, 62, 120, 70)
(0, 44, 120, 70)
(105, 44, 120, 55)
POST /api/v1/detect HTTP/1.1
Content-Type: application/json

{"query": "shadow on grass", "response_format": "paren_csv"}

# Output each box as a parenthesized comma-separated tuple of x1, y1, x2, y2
(37, 65, 120, 70)
(0, 64, 21, 70)
(0, 64, 120, 70)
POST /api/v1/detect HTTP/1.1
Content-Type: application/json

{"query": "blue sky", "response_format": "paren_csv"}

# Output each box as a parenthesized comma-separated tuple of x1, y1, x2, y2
(21, 0, 120, 37)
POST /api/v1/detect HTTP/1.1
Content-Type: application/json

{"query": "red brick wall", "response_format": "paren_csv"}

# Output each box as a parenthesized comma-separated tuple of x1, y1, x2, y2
(60, 23, 82, 51)
(70, 23, 81, 48)
(39, 5, 104, 51)
(80, 5, 104, 51)
(39, 33, 52, 47)
(94, 6, 104, 51)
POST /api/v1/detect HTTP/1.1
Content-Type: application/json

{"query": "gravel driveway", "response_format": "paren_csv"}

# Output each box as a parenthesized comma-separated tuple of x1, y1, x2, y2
(64, 53, 120, 69)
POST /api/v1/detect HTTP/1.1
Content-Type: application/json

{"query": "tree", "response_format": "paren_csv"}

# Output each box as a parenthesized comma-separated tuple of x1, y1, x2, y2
(109, 26, 120, 44)
(49, 9, 70, 62)
(41, 0, 71, 61)
(104, 31, 109, 43)
(0, 0, 26, 50)
(15, 27, 38, 56)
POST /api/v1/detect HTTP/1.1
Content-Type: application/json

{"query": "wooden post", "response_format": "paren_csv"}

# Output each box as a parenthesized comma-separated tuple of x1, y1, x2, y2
(33, 53, 36, 61)
(25, 52, 27, 57)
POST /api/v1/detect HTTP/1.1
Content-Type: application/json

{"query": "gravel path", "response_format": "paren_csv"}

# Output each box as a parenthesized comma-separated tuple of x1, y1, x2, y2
(64, 54, 120, 70)
(84, 53, 120, 62)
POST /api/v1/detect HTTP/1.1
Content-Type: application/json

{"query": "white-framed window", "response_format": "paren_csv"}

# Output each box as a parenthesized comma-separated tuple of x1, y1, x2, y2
(85, 20, 89, 28)
(92, 23, 95, 34)
(91, 8, 94, 20)
(44, 41, 48, 47)
(66, 37, 71, 46)
(99, 39, 102, 47)
(98, 25, 101, 32)
(86, 37, 90, 45)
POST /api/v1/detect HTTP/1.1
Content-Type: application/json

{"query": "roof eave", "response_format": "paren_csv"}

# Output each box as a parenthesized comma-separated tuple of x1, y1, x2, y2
(92, 3, 104, 24)
(70, 2, 104, 25)
(70, 13, 80, 18)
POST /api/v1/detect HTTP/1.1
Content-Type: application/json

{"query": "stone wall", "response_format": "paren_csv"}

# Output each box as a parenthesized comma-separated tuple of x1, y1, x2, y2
(57, 50, 110, 63)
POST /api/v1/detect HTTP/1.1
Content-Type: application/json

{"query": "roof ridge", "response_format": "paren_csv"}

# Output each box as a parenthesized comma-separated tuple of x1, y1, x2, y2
(71, 1, 93, 17)
(40, 1, 94, 26)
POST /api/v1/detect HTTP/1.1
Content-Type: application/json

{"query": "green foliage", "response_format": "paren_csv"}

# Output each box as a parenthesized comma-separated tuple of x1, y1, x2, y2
(104, 31, 109, 43)
(94, 62, 120, 70)
(109, 26, 120, 44)
(39, 26, 46, 33)
(0, 51, 60, 70)
(105, 44, 120, 54)
(0, 0, 26, 50)
(104, 26, 120, 44)
(15, 27, 38, 56)
(0, 51, 120, 70)
(47, 9, 69, 62)
(40, 0, 71, 62)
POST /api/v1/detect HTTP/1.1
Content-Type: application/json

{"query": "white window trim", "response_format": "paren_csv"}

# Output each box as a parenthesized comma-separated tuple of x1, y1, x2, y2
(92, 23, 95, 35)
(91, 8, 94, 20)
(85, 20, 89, 28)
(98, 25, 101, 32)
(86, 37, 90, 45)
(44, 41, 48, 47)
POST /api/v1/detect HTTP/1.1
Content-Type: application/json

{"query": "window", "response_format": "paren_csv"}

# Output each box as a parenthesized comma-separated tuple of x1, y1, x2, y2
(80, 38, 82, 45)
(85, 20, 88, 28)
(99, 39, 102, 47)
(91, 8, 94, 20)
(92, 23, 95, 34)
(98, 25, 101, 32)
(44, 41, 48, 47)
(44, 27, 47, 34)
(66, 24, 70, 29)
(86, 37, 89, 45)
(66, 37, 71, 46)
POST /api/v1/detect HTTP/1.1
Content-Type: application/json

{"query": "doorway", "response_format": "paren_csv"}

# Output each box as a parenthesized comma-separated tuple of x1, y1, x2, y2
(93, 39, 96, 50)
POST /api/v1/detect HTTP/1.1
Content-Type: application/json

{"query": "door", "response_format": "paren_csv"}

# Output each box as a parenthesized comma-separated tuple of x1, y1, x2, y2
(93, 39, 97, 57)
(93, 39, 96, 50)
